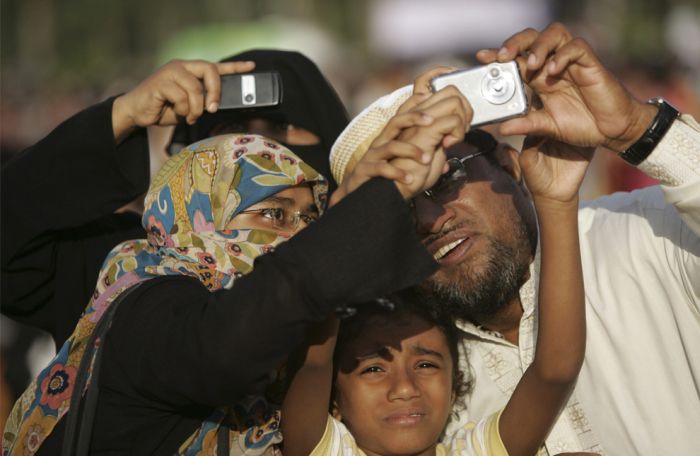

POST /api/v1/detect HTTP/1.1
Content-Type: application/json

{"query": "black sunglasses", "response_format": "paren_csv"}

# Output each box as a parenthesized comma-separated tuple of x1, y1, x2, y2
(422, 129, 498, 198)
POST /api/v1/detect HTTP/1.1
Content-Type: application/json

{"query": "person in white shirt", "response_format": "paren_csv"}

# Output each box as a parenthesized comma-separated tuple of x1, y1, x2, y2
(329, 22, 699, 456)
(429, 24, 700, 455)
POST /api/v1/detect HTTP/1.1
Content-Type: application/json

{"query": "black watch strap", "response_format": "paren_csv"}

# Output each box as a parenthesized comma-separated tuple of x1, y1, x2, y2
(619, 97, 680, 166)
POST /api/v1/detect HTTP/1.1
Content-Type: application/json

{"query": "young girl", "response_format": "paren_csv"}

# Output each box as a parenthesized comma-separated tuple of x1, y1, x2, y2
(281, 122, 589, 456)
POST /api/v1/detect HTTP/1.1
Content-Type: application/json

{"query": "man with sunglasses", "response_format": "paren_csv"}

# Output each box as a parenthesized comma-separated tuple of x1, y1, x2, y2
(430, 25, 700, 455)
(333, 23, 699, 456)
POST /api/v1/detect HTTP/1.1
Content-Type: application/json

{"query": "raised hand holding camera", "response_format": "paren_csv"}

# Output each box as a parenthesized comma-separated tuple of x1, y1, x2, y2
(111, 59, 255, 142)
(476, 22, 657, 152)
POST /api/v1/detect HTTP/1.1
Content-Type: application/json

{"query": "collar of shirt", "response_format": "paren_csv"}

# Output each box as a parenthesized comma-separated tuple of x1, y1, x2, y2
(455, 246, 540, 359)
(451, 237, 603, 454)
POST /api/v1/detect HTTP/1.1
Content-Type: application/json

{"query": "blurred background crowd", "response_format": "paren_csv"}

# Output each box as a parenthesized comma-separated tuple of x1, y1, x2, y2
(1, 0, 699, 427)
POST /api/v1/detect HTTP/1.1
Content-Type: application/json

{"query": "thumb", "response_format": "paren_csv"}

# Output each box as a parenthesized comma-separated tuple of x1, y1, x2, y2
(499, 110, 554, 137)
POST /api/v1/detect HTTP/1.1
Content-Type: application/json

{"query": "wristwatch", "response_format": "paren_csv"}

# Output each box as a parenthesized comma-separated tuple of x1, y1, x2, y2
(619, 97, 680, 166)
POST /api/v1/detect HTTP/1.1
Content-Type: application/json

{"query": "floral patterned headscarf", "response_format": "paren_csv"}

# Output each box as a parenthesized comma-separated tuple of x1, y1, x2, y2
(3, 134, 327, 456)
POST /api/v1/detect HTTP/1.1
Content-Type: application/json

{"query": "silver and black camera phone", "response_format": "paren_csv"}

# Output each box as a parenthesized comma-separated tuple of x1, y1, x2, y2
(168, 71, 283, 155)
(430, 61, 528, 127)
(219, 72, 282, 110)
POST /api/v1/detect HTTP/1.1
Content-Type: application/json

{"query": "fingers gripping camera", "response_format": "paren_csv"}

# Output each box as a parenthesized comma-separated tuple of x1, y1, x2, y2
(431, 61, 529, 127)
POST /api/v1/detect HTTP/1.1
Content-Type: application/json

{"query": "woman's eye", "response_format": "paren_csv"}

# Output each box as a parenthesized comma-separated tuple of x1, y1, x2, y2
(261, 208, 285, 221)
(416, 361, 438, 370)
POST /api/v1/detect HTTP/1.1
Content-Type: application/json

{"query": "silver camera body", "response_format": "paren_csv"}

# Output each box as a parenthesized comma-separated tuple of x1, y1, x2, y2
(430, 61, 529, 127)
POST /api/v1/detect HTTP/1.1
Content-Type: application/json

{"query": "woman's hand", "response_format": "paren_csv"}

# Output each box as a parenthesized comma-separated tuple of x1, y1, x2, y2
(329, 110, 435, 206)
(112, 59, 255, 142)
(330, 65, 474, 205)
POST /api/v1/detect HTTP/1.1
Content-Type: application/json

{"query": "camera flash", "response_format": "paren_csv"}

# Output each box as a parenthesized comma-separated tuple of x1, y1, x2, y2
(241, 75, 256, 105)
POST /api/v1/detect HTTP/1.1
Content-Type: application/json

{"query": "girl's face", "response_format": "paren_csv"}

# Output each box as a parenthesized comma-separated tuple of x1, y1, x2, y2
(334, 313, 455, 456)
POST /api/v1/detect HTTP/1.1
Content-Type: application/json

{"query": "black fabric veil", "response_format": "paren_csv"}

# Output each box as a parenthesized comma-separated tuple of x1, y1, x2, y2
(183, 49, 349, 191)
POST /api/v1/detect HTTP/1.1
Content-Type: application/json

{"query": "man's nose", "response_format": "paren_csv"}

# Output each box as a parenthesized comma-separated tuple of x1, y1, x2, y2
(413, 196, 456, 236)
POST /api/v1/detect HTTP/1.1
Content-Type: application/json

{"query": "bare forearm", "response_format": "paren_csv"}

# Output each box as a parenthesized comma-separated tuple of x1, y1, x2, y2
(281, 318, 339, 456)
(500, 198, 585, 456)
(532, 198, 585, 382)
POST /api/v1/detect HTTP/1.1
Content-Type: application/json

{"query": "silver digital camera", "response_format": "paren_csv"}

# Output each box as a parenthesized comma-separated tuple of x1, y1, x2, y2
(430, 61, 529, 127)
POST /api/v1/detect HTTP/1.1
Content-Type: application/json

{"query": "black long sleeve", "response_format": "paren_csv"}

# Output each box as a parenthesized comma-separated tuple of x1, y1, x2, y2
(0, 97, 150, 344)
(91, 178, 437, 455)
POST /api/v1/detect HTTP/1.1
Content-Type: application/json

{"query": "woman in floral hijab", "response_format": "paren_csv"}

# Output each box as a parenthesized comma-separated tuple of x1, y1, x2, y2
(2, 57, 460, 456)
(4, 133, 328, 455)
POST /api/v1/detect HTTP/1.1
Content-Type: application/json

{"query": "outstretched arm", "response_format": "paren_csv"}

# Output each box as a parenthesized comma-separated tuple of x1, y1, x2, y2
(1, 59, 255, 339)
(499, 137, 592, 456)
(281, 317, 339, 456)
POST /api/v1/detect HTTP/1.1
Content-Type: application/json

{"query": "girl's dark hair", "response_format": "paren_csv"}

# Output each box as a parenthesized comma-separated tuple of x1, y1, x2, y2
(333, 288, 471, 413)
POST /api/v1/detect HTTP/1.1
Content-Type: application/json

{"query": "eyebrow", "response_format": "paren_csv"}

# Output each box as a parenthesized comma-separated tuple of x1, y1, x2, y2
(262, 196, 318, 213)
(355, 346, 391, 361)
(354, 344, 445, 362)
(264, 196, 295, 207)
(411, 345, 445, 359)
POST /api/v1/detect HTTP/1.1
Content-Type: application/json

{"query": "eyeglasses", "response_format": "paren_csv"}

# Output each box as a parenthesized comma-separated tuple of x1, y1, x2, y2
(423, 150, 487, 198)
(238, 206, 318, 232)
(422, 129, 498, 199)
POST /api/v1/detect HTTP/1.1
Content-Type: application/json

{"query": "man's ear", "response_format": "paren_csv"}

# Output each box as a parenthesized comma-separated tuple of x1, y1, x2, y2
(492, 144, 523, 184)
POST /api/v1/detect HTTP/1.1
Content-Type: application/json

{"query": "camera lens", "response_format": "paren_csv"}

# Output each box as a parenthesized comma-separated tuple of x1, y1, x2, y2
(481, 64, 515, 105)
(244, 94, 255, 103)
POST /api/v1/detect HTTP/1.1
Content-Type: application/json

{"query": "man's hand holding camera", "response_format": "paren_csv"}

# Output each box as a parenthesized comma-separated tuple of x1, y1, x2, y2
(477, 22, 657, 153)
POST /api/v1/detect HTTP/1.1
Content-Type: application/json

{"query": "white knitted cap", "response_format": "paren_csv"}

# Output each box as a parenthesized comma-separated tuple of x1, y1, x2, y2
(329, 85, 414, 184)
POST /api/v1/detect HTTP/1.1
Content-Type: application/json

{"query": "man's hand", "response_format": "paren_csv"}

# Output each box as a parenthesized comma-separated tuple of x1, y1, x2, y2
(477, 23, 657, 153)
(111, 59, 255, 142)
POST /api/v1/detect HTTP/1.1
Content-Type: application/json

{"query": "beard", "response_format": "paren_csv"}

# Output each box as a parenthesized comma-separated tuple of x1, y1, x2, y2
(420, 215, 533, 322)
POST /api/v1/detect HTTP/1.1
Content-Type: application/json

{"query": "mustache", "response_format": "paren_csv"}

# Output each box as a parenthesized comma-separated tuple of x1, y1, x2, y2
(422, 220, 479, 246)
